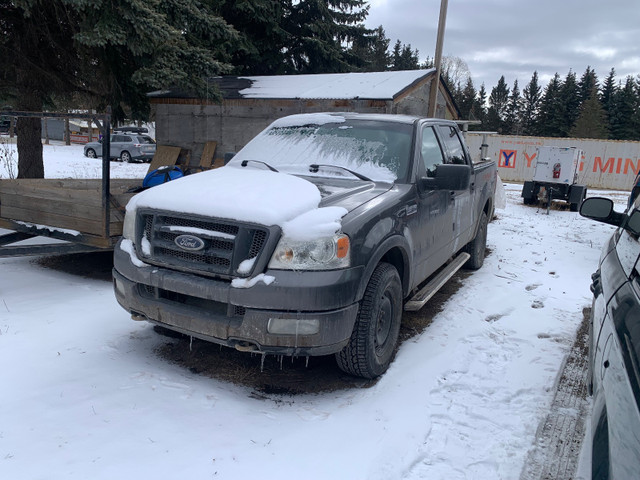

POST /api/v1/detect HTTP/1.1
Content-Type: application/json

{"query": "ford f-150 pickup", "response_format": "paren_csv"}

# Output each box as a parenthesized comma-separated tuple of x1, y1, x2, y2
(113, 112, 497, 378)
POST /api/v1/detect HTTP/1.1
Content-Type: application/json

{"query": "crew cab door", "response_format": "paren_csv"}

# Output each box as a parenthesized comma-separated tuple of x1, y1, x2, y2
(435, 125, 474, 248)
(409, 124, 455, 284)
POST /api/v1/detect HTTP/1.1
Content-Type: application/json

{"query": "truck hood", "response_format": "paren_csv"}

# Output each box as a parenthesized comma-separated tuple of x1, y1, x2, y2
(127, 166, 391, 238)
(309, 177, 393, 211)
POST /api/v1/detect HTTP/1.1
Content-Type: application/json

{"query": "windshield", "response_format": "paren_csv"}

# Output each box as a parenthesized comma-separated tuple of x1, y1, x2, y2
(230, 117, 414, 182)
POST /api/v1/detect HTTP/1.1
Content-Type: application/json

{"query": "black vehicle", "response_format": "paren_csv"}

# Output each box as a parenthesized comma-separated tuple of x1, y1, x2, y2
(580, 197, 640, 479)
(112, 113, 497, 378)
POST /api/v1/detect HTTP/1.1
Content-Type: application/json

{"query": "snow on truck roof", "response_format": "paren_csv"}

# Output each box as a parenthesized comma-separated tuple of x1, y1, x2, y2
(148, 69, 436, 101)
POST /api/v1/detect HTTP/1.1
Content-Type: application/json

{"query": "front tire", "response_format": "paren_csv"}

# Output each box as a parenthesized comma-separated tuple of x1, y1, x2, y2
(464, 211, 488, 270)
(86, 148, 97, 158)
(336, 262, 402, 379)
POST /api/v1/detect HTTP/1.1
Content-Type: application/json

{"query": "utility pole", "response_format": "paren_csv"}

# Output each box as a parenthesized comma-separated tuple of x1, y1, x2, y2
(428, 0, 448, 118)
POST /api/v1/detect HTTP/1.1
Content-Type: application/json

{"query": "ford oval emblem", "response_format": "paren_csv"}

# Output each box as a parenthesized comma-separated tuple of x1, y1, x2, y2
(174, 234, 205, 251)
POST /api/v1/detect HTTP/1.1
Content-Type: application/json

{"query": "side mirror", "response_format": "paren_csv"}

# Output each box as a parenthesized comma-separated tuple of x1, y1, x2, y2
(580, 197, 626, 228)
(419, 163, 471, 191)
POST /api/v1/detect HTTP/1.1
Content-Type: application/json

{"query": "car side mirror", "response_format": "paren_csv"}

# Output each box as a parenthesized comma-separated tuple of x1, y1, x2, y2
(580, 197, 626, 229)
(419, 163, 471, 191)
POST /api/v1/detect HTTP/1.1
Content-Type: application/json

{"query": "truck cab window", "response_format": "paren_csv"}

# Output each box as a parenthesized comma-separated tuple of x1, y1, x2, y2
(421, 126, 446, 177)
(437, 125, 467, 165)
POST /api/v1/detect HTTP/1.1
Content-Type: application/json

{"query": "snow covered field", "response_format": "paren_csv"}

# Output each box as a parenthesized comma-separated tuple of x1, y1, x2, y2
(0, 142, 628, 479)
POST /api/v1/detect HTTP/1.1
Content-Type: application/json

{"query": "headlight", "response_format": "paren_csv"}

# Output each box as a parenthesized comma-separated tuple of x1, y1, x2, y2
(268, 234, 350, 270)
(122, 210, 136, 240)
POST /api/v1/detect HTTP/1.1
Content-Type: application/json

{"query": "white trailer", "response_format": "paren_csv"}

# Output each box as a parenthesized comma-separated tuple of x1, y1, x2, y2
(521, 146, 587, 211)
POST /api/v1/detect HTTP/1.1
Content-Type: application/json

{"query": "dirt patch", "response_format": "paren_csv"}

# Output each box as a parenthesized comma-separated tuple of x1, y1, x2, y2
(156, 268, 470, 396)
(36, 251, 114, 281)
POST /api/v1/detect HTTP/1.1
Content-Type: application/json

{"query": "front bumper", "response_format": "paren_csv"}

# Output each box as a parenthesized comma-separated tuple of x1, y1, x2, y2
(113, 242, 362, 356)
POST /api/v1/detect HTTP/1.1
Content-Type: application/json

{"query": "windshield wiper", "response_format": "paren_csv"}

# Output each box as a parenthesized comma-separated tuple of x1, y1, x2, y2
(240, 160, 279, 172)
(309, 164, 372, 182)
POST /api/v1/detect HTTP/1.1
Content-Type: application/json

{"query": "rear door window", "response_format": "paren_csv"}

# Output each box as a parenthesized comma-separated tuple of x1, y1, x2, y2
(436, 125, 468, 165)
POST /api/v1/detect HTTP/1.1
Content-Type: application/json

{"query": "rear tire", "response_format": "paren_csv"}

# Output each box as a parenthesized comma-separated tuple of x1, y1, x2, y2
(336, 262, 402, 379)
(121, 151, 132, 163)
(464, 211, 488, 270)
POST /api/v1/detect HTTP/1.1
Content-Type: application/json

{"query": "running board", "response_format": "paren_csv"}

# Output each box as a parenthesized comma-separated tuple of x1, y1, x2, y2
(404, 252, 470, 312)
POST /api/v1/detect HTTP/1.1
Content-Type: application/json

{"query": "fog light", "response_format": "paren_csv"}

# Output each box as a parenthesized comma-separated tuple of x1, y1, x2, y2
(267, 318, 320, 335)
(114, 277, 125, 297)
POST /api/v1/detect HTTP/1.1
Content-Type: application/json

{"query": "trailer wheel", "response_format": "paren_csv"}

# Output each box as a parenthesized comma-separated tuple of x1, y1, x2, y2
(464, 211, 488, 270)
(335, 262, 402, 379)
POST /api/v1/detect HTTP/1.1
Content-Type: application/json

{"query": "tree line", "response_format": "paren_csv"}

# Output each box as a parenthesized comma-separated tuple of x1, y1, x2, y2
(449, 67, 640, 141)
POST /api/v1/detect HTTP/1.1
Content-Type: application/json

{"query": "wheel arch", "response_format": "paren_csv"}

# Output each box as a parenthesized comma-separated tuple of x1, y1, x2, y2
(356, 236, 411, 301)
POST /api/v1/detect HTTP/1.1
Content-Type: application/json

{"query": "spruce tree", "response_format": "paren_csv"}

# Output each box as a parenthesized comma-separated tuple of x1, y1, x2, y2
(609, 76, 640, 140)
(504, 79, 523, 135)
(536, 73, 564, 136)
(521, 71, 541, 135)
(486, 76, 509, 133)
(560, 70, 580, 136)
(569, 86, 609, 139)
(1, 0, 238, 178)
(600, 68, 617, 135)
(476, 83, 488, 127)
(281, 0, 372, 73)
(458, 77, 478, 120)
(578, 66, 598, 106)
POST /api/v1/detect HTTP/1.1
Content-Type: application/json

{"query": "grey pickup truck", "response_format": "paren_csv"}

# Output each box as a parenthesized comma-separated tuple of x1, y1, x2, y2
(113, 112, 497, 378)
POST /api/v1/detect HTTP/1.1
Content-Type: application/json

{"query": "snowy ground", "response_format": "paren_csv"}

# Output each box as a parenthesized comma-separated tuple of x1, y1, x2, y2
(0, 142, 628, 479)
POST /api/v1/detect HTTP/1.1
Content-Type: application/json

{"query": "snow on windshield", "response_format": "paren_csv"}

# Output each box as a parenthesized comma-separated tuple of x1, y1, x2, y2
(230, 119, 413, 183)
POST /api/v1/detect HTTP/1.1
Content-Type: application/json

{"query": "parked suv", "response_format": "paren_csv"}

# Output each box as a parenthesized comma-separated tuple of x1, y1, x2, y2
(580, 196, 640, 479)
(83, 134, 156, 163)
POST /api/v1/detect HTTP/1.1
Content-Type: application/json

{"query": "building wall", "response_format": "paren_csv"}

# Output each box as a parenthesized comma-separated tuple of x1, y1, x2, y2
(466, 133, 640, 190)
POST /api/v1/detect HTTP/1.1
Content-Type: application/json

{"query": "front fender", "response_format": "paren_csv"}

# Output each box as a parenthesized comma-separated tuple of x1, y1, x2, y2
(356, 235, 412, 301)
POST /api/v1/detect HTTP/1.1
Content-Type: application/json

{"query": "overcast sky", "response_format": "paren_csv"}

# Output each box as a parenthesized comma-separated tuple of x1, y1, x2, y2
(366, 0, 640, 93)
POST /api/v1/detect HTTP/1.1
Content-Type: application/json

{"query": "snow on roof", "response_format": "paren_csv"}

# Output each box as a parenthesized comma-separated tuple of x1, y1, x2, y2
(237, 69, 435, 100)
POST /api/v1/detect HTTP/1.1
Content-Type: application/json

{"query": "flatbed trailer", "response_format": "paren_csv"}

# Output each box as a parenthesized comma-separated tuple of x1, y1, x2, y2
(0, 109, 141, 257)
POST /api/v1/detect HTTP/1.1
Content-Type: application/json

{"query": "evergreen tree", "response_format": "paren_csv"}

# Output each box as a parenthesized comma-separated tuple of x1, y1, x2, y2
(609, 76, 640, 140)
(212, 0, 288, 75)
(504, 79, 523, 134)
(578, 66, 598, 106)
(1, 0, 238, 178)
(486, 76, 509, 133)
(458, 77, 478, 120)
(560, 70, 580, 136)
(600, 68, 617, 135)
(357, 25, 391, 72)
(569, 86, 609, 139)
(476, 83, 488, 127)
(536, 73, 564, 136)
(391, 41, 419, 70)
(521, 71, 541, 135)
(281, 0, 372, 73)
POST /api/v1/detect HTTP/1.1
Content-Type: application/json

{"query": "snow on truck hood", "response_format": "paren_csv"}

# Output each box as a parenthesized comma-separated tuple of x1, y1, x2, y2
(126, 166, 349, 239)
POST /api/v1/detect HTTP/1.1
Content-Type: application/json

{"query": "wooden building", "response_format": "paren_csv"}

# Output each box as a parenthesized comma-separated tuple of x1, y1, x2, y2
(148, 69, 460, 164)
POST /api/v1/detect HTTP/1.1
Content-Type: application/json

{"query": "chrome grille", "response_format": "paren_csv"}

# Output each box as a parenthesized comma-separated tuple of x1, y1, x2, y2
(138, 212, 271, 277)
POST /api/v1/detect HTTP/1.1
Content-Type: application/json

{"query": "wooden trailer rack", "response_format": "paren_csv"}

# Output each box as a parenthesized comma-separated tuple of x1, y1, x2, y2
(0, 109, 140, 257)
